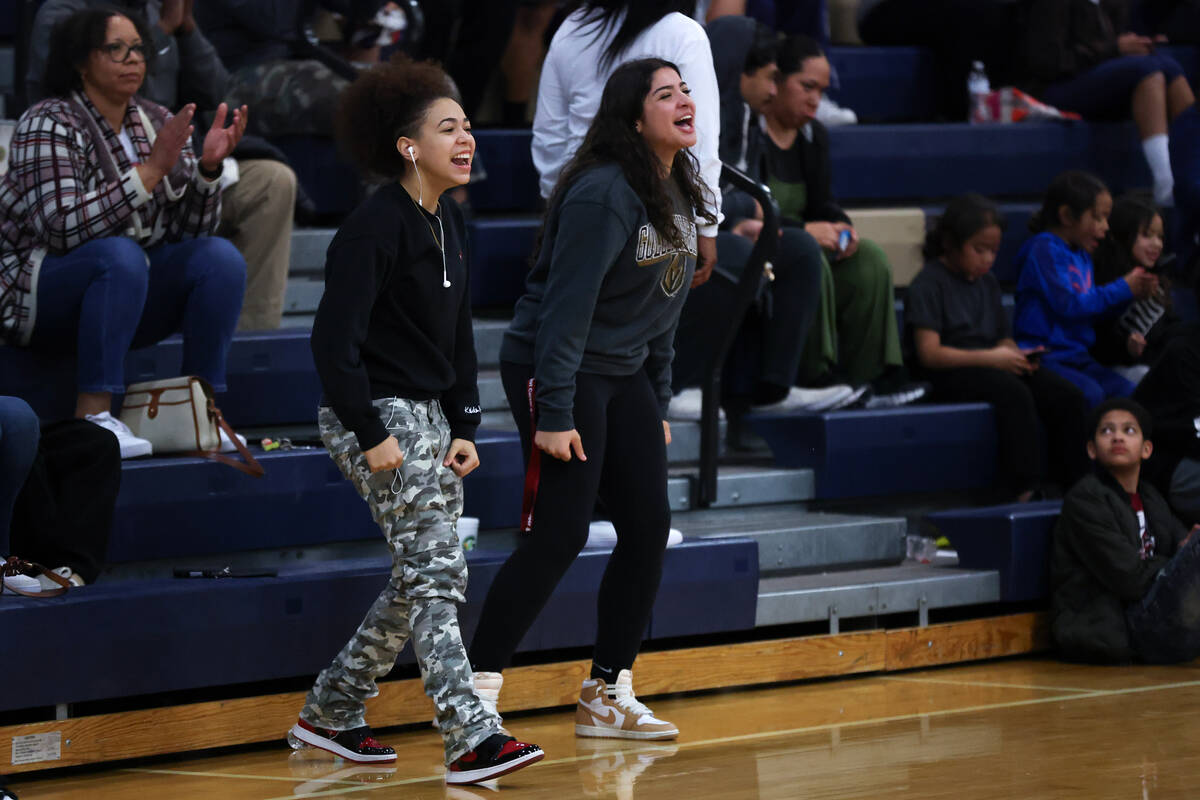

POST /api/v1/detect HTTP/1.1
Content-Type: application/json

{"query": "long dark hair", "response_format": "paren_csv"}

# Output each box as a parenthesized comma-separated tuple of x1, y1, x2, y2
(44, 6, 157, 98)
(1093, 193, 1162, 284)
(569, 0, 696, 70)
(1029, 170, 1108, 233)
(542, 58, 716, 259)
(924, 193, 1006, 259)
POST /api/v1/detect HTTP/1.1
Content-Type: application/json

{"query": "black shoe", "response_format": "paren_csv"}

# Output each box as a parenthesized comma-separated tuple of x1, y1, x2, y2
(1, 787, 18, 799)
(446, 734, 544, 785)
(865, 367, 930, 408)
(289, 719, 397, 763)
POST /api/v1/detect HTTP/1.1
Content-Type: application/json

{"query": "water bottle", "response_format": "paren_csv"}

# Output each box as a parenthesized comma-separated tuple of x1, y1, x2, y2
(967, 61, 990, 124)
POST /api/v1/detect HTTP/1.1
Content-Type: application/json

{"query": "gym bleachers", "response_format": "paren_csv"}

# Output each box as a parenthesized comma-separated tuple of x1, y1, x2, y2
(0, 536, 760, 712)
(5, 31, 1199, 728)
(926, 501, 1062, 603)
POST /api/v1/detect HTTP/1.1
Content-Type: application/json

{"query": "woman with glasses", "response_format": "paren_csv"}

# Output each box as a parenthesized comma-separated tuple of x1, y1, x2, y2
(0, 8, 247, 457)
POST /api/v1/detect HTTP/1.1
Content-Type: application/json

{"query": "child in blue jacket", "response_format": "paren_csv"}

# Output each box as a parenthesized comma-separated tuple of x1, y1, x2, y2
(1014, 171, 1158, 406)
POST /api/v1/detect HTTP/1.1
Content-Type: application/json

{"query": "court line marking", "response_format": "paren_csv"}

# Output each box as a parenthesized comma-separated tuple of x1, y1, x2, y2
(124, 767, 405, 786)
(881, 675, 1098, 693)
(125, 677, 1200, 800)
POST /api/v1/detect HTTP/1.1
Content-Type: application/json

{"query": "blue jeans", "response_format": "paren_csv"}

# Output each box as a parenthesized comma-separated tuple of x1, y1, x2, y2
(1042, 54, 1185, 120)
(0, 397, 40, 558)
(29, 237, 246, 393)
(1044, 356, 1135, 408)
(1127, 531, 1200, 664)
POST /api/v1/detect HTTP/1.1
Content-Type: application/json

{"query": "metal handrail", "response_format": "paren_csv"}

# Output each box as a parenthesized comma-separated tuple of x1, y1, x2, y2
(697, 164, 780, 507)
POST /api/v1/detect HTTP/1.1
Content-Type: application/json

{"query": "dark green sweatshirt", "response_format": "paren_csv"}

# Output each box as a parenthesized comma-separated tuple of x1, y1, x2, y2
(501, 164, 697, 432)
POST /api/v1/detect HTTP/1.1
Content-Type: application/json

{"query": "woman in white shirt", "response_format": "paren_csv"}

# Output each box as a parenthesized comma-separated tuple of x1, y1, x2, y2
(533, 0, 721, 282)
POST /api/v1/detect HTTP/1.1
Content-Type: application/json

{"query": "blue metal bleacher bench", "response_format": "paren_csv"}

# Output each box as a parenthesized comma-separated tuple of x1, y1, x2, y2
(926, 500, 1061, 602)
(0, 536, 759, 712)
(747, 403, 998, 499)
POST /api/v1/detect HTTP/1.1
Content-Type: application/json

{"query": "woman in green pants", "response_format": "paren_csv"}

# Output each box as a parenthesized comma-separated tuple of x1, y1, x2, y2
(762, 34, 928, 406)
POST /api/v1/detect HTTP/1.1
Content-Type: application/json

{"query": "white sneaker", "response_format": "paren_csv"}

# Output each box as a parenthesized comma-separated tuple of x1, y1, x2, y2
(816, 96, 858, 127)
(666, 388, 724, 421)
(575, 670, 678, 740)
(2, 571, 41, 594)
(51, 566, 85, 587)
(218, 426, 247, 453)
(586, 521, 683, 549)
(829, 384, 871, 410)
(752, 385, 854, 413)
(85, 411, 152, 458)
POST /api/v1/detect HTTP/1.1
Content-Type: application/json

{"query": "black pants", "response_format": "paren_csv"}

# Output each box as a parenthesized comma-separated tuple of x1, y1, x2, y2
(11, 419, 121, 582)
(672, 229, 823, 394)
(928, 366, 1090, 494)
(469, 363, 671, 674)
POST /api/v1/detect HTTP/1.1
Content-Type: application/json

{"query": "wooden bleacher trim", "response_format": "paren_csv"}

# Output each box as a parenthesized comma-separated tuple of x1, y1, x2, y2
(0, 612, 1049, 774)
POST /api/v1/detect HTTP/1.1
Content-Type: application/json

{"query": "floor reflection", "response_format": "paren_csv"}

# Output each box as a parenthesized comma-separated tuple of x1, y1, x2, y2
(575, 739, 680, 800)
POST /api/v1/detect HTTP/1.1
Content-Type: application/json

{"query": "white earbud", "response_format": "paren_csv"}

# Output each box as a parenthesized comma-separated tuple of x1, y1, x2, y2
(406, 145, 424, 205)
(407, 143, 450, 290)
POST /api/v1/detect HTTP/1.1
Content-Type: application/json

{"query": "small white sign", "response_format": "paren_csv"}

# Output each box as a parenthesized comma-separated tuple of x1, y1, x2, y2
(11, 732, 62, 765)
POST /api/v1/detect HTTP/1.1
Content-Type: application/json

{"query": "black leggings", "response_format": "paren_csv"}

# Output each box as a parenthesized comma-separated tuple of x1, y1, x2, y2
(928, 366, 1091, 493)
(469, 362, 671, 674)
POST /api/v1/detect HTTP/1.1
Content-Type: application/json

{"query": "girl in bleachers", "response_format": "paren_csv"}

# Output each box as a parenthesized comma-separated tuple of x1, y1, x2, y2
(1013, 171, 1159, 407)
(470, 58, 714, 741)
(909, 194, 1090, 501)
(1091, 193, 1186, 376)
(296, 57, 542, 784)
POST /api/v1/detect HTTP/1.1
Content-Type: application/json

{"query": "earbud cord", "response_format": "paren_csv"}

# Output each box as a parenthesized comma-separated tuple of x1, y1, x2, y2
(407, 148, 451, 289)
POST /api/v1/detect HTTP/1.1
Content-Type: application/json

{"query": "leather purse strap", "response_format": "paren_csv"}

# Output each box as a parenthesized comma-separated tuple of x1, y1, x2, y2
(1, 557, 71, 598)
(188, 406, 266, 478)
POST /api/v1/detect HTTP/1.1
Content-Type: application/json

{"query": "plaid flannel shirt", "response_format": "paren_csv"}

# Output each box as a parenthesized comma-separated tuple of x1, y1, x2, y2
(0, 91, 222, 345)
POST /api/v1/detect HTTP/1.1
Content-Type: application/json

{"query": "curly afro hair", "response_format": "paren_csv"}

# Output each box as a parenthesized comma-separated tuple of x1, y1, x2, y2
(335, 55, 461, 180)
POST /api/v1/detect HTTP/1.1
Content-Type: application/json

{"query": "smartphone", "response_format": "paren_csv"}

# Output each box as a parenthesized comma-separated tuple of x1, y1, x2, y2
(1026, 350, 1043, 365)
(174, 567, 278, 579)
(837, 229, 852, 253)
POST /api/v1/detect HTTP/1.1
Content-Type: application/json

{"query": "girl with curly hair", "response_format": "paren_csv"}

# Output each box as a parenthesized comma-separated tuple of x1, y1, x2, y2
(292, 57, 542, 785)
(468, 57, 715, 741)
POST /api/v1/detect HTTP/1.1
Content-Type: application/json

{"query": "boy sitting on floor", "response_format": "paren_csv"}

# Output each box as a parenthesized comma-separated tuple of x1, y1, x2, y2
(1052, 398, 1200, 664)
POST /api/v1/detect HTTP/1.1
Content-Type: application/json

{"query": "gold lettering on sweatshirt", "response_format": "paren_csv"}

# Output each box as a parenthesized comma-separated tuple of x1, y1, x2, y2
(635, 214, 698, 298)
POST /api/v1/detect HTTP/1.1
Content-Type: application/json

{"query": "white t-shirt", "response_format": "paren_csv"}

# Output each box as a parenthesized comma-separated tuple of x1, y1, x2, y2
(532, 10, 723, 237)
(116, 127, 139, 165)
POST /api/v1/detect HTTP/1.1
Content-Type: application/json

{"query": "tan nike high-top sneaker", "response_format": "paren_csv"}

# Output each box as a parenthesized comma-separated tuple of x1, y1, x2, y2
(574, 670, 678, 740)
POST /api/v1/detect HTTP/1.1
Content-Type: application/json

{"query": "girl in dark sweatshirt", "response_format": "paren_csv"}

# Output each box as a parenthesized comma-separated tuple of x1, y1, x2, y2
(295, 59, 542, 785)
(470, 58, 716, 740)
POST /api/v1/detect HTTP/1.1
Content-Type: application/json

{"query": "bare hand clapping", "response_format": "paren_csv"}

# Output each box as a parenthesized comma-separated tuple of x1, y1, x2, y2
(200, 103, 249, 176)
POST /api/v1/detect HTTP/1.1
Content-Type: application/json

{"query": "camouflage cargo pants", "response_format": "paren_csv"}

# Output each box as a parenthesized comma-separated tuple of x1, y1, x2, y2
(300, 398, 500, 763)
(227, 59, 349, 138)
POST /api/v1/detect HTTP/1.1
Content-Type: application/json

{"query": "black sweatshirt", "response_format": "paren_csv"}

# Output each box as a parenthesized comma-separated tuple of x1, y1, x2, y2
(501, 164, 697, 432)
(310, 183, 480, 451)
(1051, 470, 1186, 662)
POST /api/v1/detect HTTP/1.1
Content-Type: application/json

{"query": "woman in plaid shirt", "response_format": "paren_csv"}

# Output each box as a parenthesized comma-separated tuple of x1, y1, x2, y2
(0, 8, 248, 458)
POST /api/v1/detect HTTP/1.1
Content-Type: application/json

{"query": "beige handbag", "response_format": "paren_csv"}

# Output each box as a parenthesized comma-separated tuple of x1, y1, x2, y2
(119, 376, 264, 477)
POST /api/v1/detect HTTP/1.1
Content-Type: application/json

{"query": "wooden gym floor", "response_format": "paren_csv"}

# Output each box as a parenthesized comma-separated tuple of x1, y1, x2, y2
(8, 656, 1200, 799)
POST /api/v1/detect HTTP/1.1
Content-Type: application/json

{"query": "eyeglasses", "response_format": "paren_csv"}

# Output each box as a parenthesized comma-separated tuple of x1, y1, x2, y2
(99, 41, 147, 63)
